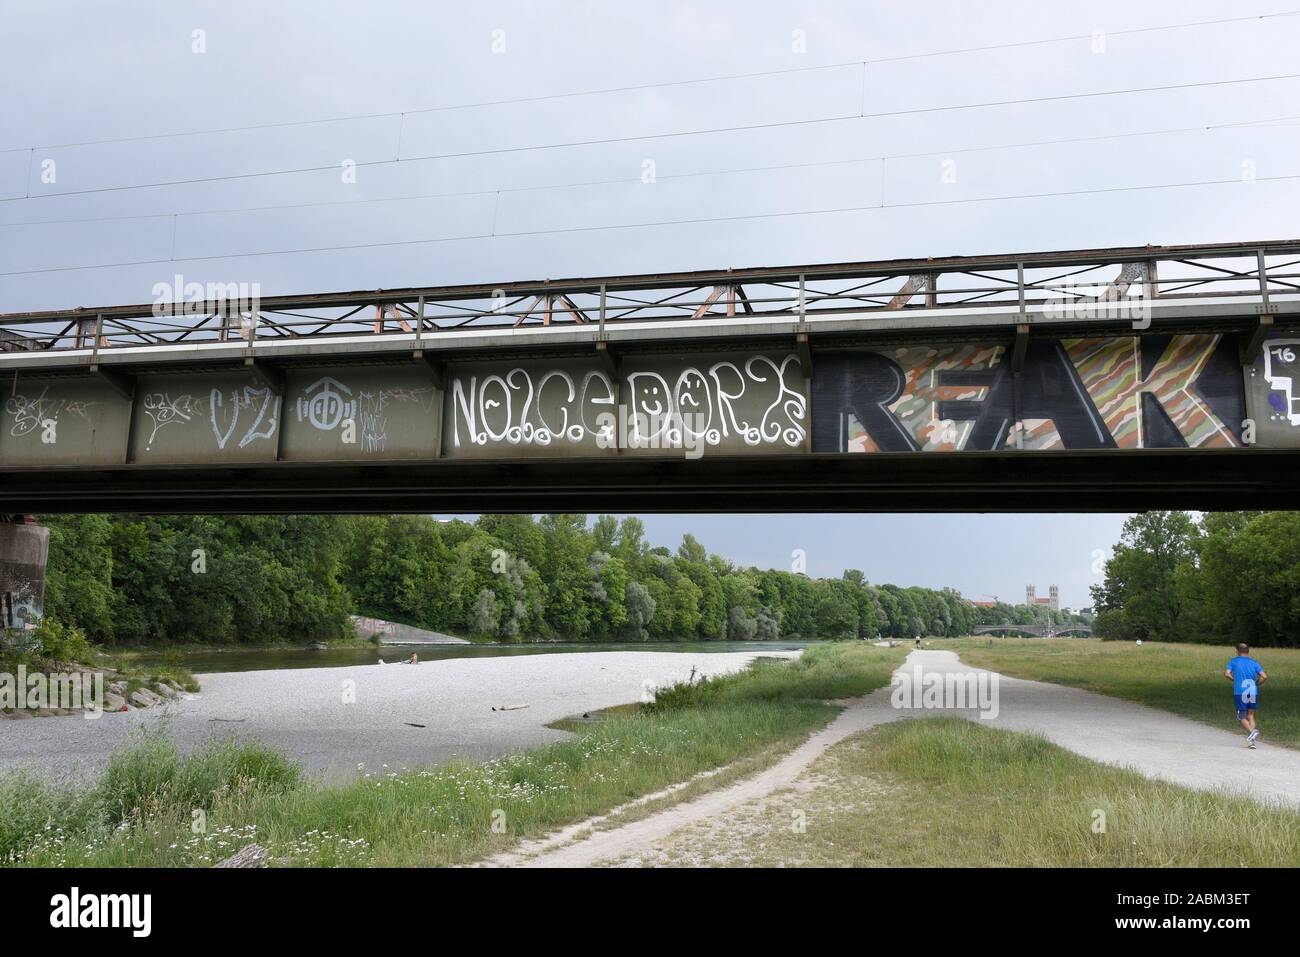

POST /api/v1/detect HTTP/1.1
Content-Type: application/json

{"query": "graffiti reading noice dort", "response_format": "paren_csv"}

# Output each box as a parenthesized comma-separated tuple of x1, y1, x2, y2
(450, 356, 806, 452)
(452, 368, 615, 447)
(624, 358, 807, 448)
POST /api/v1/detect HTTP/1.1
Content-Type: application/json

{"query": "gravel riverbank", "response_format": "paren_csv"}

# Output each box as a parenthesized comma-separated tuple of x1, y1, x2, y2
(0, 650, 799, 782)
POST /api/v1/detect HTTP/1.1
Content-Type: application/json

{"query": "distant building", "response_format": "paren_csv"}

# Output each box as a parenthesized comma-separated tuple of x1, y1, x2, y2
(1026, 584, 1059, 612)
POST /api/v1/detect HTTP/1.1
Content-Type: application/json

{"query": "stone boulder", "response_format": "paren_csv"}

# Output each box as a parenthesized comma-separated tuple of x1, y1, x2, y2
(128, 687, 162, 708)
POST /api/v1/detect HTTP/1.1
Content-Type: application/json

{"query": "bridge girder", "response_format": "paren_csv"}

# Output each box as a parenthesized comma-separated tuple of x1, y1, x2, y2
(0, 449, 1296, 514)
(0, 240, 1297, 512)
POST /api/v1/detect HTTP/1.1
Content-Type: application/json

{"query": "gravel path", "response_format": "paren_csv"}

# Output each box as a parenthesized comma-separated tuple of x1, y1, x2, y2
(0, 650, 798, 782)
(941, 650, 1300, 807)
(499, 650, 1300, 866)
(486, 681, 899, 868)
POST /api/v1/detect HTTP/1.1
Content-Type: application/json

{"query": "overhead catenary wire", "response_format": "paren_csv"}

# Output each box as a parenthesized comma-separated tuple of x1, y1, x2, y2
(2, 170, 1296, 279)
(1, 112, 1295, 230)
(5, 70, 1300, 206)
(0, 7, 1294, 155)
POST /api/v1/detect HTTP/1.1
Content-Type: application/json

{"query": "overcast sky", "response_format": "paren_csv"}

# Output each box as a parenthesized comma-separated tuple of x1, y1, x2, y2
(3, 1, 1296, 606)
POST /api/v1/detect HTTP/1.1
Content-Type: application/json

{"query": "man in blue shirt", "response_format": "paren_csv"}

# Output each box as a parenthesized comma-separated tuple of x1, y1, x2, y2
(1225, 643, 1268, 749)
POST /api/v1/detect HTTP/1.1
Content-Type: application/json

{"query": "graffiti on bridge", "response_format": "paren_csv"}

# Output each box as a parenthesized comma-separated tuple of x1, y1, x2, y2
(811, 334, 1253, 452)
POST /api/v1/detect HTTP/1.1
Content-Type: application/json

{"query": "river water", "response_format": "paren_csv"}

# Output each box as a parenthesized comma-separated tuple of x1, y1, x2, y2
(130, 640, 819, 674)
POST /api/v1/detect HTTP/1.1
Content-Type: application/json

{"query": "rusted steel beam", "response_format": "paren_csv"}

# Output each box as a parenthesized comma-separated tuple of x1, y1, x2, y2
(2, 239, 1298, 328)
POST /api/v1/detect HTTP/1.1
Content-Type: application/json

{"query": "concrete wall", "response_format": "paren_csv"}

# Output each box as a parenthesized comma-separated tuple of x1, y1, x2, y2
(281, 366, 441, 462)
(1, 378, 131, 466)
(0, 522, 48, 631)
(1246, 337, 1300, 448)
(0, 335, 1295, 467)
(132, 372, 280, 464)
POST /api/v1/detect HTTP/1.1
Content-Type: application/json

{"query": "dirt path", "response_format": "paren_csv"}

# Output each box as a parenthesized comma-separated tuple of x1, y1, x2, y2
(485, 683, 900, 868)
(488, 650, 1300, 867)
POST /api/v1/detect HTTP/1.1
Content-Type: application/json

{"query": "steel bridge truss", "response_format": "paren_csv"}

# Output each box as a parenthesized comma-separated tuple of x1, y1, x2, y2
(0, 240, 1296, 368)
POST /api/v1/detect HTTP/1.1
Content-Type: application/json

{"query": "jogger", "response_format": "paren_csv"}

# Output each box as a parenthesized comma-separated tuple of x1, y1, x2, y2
(1225, 643, 1268, 748)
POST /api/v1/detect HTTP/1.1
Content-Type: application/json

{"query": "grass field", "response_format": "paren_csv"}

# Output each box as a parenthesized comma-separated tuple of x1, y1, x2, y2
(614, 718, 1300, 867)
(0, 642, 905, 867)
(936, 638, 1300, 749)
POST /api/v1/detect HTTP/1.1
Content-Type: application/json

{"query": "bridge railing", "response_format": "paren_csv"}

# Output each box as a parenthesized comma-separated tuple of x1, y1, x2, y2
(1, 240, 1296, 353)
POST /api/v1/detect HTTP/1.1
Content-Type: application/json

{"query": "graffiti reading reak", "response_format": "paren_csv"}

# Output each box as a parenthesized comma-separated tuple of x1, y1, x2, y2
(811, 334, 1247, 452)
(444, 353, 808, 458)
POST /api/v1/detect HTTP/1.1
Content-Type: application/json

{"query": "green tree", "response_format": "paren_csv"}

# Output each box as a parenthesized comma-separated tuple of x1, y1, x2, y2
(1092, 511, 1200, 642)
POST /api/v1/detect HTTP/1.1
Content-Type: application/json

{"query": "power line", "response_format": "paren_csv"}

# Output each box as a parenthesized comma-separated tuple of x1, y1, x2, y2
(858, 72, 1300, 119)
(1, 7, 1294, 155)
(868, 9, 1299, 64)
(1, 112, 1295, 230)
(2, 171, 1295, 280)
(0, 114, 861, 202)
(6, 70, 1300, 206)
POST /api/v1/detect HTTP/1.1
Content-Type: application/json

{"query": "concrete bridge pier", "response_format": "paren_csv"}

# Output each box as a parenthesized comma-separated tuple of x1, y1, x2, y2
(0, 516, 48, 643)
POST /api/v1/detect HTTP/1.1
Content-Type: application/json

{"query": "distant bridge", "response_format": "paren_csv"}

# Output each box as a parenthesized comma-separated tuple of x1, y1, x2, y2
(972, 624, 1093, 637)
(0, 239, 1297, 512)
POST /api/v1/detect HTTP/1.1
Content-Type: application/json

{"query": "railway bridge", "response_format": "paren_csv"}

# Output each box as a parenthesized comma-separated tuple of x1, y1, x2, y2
(0, 239, 1296, 514)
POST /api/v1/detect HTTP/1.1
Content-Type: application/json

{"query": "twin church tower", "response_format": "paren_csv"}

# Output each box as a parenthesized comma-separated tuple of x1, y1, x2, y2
(1026, 585, 1060, 612)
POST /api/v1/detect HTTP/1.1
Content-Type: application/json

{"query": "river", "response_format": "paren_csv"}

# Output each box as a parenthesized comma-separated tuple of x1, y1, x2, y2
(129, 640, 818, 673)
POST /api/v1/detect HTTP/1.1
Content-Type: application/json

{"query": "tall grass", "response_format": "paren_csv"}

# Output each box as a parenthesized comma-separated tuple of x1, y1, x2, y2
(648, 641, 897, 711)
(859, 718, 1300, 866)
(1, 725, 299, 866)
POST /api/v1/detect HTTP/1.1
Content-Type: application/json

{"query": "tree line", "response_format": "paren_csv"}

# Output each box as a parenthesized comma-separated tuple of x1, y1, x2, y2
(38, 513, 1085, 646)
(1091, 511, 1300, 647)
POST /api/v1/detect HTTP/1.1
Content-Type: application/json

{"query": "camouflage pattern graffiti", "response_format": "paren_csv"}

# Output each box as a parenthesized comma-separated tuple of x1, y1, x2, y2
(812, 334, 1253, 452)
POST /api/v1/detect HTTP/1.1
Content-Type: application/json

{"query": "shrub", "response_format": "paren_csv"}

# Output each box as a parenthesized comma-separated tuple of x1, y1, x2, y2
(31, 618, 93, 664)
(92, 725, 301, 825)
